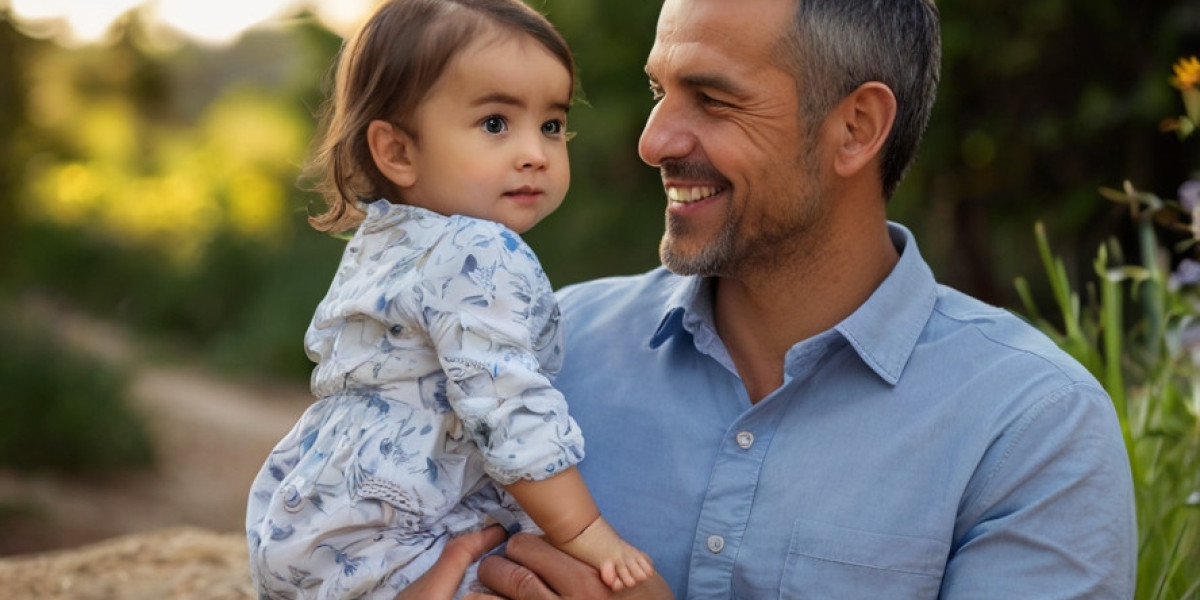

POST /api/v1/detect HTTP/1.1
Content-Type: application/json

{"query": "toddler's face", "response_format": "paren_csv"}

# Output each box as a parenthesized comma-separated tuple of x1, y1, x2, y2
(398, 31, 572, 234)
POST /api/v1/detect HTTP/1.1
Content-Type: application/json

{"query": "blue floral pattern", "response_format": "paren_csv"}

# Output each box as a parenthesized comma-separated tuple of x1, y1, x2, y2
(246, 200, 583, 599)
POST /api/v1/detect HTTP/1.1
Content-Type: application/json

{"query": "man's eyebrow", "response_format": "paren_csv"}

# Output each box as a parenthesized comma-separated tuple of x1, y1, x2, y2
(471, 92, 570, 113)
(681, 73, 751, 98)
(643, 66, 750, 99)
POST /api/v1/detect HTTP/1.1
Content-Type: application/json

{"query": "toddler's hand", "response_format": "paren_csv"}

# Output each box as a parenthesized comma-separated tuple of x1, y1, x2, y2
(600, 544, 654, 591)
(559, 516, 655, 591)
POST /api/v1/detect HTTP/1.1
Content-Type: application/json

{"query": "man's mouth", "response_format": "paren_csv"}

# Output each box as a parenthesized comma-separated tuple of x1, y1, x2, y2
(666, 186, 722, 204)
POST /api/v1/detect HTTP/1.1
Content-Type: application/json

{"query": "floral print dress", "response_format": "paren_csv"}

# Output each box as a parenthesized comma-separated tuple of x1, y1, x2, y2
(246, 200, 584, 599)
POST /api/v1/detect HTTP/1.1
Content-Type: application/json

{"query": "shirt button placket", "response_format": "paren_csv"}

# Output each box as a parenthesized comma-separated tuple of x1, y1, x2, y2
(689, 418, 774, 597)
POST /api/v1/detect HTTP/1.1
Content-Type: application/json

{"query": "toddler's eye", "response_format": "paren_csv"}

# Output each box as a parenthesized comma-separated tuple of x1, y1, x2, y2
(482, 116, 507, 134)
(541, 119, 564, 136)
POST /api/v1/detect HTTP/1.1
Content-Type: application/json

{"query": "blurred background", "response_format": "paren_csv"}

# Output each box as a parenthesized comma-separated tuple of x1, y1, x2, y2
(0, 0, 1197, 560)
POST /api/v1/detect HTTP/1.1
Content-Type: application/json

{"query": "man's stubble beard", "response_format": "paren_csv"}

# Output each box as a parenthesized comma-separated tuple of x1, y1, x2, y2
(659, 149, 822, 279)
(659, 204, 738, 277)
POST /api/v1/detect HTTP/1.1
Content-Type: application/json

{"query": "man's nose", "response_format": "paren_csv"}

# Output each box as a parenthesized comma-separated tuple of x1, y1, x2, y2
(638, 99, 693, 168)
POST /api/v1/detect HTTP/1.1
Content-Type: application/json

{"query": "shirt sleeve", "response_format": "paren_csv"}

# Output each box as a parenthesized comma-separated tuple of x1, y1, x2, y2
(408, 219, 583, 485)
(941, 382, 1137, 598)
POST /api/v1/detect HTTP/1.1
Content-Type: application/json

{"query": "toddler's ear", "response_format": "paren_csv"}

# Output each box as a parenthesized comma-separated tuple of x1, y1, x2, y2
(367, 120, 418, 188)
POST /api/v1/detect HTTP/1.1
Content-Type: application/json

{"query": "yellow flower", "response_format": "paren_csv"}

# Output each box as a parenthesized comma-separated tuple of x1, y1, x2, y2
(1170, 56, 1200, 90)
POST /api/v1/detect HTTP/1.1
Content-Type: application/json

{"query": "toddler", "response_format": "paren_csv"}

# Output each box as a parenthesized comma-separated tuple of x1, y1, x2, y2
(245, 0, 652, 598)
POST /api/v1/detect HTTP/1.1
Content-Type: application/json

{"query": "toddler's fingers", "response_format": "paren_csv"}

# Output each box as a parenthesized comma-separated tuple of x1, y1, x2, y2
(635, 555, 654, 577)
(616, 563, 637, 588)
(600, 561, 618, 589)
(627, 558, 649, 581)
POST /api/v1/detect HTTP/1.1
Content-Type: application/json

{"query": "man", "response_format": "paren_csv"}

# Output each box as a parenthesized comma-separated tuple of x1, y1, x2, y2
(415, 0, 1137, 597)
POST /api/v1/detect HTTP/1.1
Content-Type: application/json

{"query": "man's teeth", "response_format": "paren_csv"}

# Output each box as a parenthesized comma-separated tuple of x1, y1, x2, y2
(666, 186, 719, 203)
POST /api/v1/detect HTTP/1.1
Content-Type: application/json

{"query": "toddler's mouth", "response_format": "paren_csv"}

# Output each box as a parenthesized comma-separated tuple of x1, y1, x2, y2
(505, 186, 542, 196)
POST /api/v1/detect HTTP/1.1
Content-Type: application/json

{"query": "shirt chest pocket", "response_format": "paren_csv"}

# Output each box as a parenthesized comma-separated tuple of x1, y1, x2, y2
(781, 518, 948, 600)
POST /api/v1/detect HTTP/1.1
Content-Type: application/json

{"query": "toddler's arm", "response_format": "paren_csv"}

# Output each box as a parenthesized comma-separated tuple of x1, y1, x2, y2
(504, 466, 653, 590)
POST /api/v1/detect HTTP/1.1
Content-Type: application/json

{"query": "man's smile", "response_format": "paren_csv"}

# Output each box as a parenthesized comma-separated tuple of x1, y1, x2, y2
(666, 185, 724, 204)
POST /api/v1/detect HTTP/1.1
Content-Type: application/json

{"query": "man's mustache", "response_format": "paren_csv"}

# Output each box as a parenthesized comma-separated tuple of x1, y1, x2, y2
(659, 159, 726, 183)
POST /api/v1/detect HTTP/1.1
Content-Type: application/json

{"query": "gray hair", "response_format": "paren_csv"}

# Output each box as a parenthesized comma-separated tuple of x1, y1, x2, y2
(777, 0, 941, 199)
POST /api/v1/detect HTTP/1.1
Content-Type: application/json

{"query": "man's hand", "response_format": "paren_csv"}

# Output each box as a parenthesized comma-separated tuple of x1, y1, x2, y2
(395, 525, 508, 600)
(467, 533, 673, 600)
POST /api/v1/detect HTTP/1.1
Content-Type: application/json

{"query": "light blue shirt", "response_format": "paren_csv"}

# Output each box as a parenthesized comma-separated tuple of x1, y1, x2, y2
(554, 223, 1136, 599)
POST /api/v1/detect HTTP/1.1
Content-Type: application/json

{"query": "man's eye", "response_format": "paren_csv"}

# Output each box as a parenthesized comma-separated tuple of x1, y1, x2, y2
(482, 116, 507, 134)
(542, 119, 564, 135)
(649, 82, 664, 101)
(699, 93, 727, 107)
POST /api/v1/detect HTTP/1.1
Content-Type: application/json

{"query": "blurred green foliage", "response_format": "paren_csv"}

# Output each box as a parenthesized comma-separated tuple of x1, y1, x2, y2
(897, 0, 1199, 303)
(0, 316, 152, 472)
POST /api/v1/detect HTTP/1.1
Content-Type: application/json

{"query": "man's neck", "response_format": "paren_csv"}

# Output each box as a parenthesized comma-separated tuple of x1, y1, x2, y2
(713, 218, 898, 404)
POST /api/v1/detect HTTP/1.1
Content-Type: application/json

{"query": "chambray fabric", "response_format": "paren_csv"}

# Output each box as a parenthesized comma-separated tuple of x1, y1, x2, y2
(556, 223, 1137, 599)
(246, 199, 580, 599)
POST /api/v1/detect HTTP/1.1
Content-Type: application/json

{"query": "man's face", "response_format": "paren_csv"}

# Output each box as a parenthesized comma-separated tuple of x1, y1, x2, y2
(639, 0, 827, 277)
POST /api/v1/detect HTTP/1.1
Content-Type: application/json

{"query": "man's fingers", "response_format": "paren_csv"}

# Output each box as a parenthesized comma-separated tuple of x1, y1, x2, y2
(477, 552, 560, 600)
(478, 534, 676, 600)
(396, 526, 508, 600)
(441, 525, 509, 571)
(504, 533, 612, 597)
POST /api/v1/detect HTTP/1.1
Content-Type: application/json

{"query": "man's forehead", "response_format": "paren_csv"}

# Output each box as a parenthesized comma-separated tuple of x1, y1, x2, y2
(647, 0, 790, 78)
(656, 0, 793, 34)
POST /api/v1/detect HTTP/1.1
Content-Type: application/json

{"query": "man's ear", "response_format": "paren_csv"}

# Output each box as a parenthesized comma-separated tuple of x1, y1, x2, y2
(828, 82, 897, 179)
(367, 119, 418, 188)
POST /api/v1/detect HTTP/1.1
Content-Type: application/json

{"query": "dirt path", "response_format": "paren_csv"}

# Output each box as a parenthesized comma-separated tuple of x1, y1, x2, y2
(0, 527, 256, 600)
(0, 297, 314, 596)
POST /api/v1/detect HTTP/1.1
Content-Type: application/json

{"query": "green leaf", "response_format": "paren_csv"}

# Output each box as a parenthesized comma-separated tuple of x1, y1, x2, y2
(1184, 88, 1200, 125)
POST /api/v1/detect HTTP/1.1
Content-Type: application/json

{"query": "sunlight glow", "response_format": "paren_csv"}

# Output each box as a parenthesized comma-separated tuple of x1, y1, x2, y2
(2, 0, 380, 46)
(152, 0, 294, 46)
(310, 0, 379, 37)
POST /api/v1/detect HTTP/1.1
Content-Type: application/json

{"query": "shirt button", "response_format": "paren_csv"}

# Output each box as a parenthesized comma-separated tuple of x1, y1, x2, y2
(735, 430, 754, 449)
(706, 535, 725, 554)
(280, 484, 303, 513)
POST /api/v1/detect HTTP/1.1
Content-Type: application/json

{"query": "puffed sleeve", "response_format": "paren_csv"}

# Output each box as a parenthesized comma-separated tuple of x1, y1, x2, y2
(401, 218, 583, 485)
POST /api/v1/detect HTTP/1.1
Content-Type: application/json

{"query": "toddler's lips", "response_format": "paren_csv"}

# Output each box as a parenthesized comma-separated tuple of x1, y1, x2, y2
(504, 187, 543, 203)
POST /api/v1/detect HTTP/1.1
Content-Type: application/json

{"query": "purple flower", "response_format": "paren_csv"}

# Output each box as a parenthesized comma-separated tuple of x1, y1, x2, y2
(1170, 258, 1200, 290)
(1181, 179, 1200, 212)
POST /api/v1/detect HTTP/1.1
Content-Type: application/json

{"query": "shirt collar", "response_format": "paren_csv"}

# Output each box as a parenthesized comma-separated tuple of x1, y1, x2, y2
(647, 223, 937, 386)
(649, 275, 707, 349)
(359, 198, 443, 233)
(833, 223, 937, 385)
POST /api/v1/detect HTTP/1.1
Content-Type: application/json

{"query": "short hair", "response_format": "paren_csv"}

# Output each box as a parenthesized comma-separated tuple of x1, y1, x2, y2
(306, 0, 575, 233)
(777, 0, 940, 199)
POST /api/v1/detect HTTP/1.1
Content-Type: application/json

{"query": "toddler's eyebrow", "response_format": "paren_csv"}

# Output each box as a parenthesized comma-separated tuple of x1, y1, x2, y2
(472, 92, 570, 113)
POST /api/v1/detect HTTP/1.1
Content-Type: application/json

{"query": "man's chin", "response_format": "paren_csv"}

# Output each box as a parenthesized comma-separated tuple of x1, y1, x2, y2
(659, 237, 728, 277)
